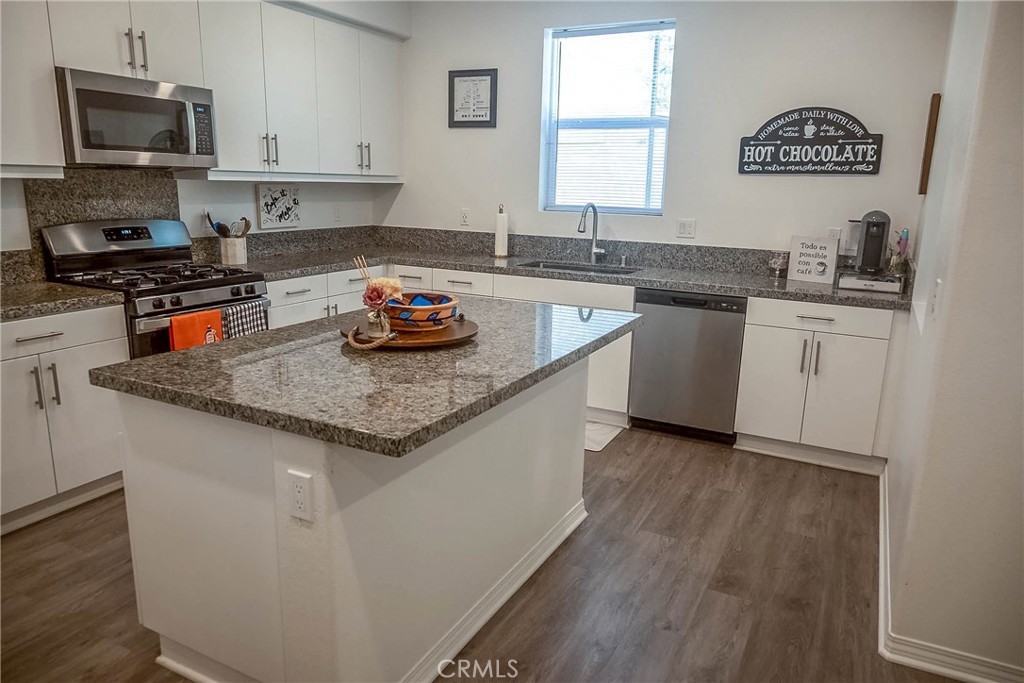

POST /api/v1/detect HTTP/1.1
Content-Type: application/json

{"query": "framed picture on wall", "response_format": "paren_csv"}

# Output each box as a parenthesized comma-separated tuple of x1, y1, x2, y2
(448, 68, 497, 128)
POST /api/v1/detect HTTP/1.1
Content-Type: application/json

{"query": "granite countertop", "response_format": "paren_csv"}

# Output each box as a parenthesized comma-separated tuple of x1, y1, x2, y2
(1, 281, 124, 322)
(244, 250, 912, 311)
(89, 296, 642, 457)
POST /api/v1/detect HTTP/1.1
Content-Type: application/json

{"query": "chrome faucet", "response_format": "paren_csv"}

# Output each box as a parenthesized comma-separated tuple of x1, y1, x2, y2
(577, 203, 605, 265)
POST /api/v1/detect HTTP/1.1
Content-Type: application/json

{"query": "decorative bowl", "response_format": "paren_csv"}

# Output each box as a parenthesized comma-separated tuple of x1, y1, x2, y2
(385, 292, 459, 332)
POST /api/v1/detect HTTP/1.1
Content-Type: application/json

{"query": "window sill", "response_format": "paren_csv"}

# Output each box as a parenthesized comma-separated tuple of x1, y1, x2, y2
(543, 205, 663, 217)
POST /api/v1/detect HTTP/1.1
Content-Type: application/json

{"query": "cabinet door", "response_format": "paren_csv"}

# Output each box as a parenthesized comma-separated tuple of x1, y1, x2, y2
(2, 1, 64, 167)
(48, 0, 134, 76)
(358, 31, 401, 176)
(199, 1, 268, 172)
(328, 292, 364, 316)
(261, 3, 319, 173)
(127, 1, 204, 86)
(801, 332, 888, 455)
(734, 324, 812, 443)
(392, 265, 433, 290)
(41, 339, 129, 492)
(315, 19, 362, 175)
(432, 269, 494, 297)
(268, 299, 331, 330)
(1, 357, 56, 513)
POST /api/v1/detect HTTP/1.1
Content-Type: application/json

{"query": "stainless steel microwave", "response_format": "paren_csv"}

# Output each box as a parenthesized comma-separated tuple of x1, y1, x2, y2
(55, 67, 217, 169)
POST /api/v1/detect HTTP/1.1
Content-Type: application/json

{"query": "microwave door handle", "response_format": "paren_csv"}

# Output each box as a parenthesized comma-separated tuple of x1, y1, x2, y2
(185, 101, 197, 155)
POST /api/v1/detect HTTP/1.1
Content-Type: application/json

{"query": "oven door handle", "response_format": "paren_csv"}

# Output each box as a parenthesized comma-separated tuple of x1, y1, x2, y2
(134, 298, 270, 334)
(186, 101, 197, 156)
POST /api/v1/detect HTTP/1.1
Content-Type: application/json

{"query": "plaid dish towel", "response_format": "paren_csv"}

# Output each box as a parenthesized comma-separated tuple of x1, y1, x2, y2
(222, 300, 268, 339)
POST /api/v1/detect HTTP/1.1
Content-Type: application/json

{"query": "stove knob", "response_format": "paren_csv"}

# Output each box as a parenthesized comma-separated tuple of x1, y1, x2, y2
(151, 298, 166, 310)
(170, 296, 183, 307)
(244, 284, 256, 295)
(230, 286, 242, 297)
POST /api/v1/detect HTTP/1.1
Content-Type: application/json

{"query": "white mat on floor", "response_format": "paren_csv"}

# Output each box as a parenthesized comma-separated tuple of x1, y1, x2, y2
(585, 421, 623, 452)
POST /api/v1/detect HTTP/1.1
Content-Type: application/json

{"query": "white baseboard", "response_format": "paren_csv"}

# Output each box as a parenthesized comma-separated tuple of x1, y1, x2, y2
(735, 433, 885, 475)
(878, 468, 1024, 683)
(587, 406, 628, 428)
(1, 473, 123, 535)
(156, 636, 260, 683)
(401, 499, 588, 683)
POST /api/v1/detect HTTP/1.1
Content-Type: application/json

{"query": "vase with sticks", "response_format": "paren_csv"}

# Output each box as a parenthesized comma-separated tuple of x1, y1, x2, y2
(353, 256, 402, 339)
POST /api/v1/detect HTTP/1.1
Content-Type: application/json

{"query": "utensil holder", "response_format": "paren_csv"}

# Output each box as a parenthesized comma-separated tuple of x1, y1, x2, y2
(220, 237, 247, 265)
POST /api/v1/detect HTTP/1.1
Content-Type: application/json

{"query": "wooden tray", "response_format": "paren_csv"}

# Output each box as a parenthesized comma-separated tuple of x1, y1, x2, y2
(343, 319, 479, 349)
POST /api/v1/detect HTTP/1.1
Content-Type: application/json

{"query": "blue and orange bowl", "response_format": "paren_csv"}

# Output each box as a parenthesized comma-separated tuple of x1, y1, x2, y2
(385, 292, 459, 332)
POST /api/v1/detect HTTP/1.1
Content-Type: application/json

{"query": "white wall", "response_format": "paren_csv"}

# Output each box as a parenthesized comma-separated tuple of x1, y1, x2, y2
(176, 181, 399, 238)
(386, 1, 953, 249)
(885, 0, 1023, 671)
(293, 0, 412, 38)
(1, 178, 30, 250)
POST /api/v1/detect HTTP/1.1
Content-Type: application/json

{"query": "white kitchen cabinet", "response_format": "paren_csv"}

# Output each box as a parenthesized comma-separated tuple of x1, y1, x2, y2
(268, 299, 332, 330)
(48, 0, 134, 76)
(199, 1, 268, 172)
(328, 292, 364, 316)
(261, 3, 319, 174)
(432, 269, 494, 297)
(327, 266, 383, 295)
(41, 338, 129, 492)
(735, 325, 813, 443)
(801, 333, 888, 455)
(358, 31, 402, 176)
(125, 1, 204, 86)
(493, 274, 634, 416)
(266, 274, 329, 306)
(1, 1, 64, 170)
(734, 298, 891, 457)
(1, 356, 58, 514)
(392, 265, 434, 290)
(315, 19, 363, 175)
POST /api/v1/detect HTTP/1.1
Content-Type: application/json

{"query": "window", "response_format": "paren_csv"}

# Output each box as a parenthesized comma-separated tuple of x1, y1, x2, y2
(541, 20, 676, 215)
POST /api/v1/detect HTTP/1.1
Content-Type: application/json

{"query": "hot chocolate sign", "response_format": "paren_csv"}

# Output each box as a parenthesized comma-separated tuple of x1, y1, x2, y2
(739, 107, 883, 175)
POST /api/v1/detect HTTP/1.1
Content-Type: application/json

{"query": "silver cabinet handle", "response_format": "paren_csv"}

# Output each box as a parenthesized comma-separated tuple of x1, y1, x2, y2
(30, 366, 44, 410)
(357, 142, 364, 170)
(799, 338, 808, 373)
(125, 29, 137, 69)
(285, 288, 312, 295)
(324, 305, 331, 317)
(272, 134, 280, 165)
(814, 340, 822, 375)
(796, 314, 836, 323)
(263, 134, 271, 165)
(138, 30, 149, 72)
(332, 304, 339, 315)
(365, 142, 371, 170)
(447, 279, 473, 286)
(15, 331, 64, 343)
(47, 363, 62, 405)
(398, 274, 422, 280)
(348, 276, 364, 283)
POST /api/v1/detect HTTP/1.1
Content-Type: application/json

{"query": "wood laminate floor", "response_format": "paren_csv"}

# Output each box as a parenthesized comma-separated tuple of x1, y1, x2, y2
(1, 428, 951, 683)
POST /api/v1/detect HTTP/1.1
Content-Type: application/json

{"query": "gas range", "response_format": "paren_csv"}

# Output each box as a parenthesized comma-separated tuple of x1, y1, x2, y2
(41, 219, 268, 357)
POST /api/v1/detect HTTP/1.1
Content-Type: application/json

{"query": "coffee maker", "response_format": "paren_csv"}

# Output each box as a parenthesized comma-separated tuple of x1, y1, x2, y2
(855, 210, 890, 273)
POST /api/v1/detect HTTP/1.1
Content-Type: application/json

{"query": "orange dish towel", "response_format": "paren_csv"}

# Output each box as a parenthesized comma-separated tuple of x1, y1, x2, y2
(169, 309, 223, 351)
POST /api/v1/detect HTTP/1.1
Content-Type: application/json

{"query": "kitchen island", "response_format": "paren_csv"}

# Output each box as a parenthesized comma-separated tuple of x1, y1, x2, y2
(89, 295, 640, 683)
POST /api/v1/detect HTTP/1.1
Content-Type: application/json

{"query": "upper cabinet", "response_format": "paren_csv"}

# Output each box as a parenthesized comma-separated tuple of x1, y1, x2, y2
(1, 1, 64, 170)
(357, 32, 402, 176)
(48, 1, 204, 86)
(262, 3, 320, 174)
(315, 19, 363, 175)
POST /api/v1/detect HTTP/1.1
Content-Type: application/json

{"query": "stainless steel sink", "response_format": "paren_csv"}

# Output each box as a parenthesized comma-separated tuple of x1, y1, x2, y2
(518, 260, 639, 275)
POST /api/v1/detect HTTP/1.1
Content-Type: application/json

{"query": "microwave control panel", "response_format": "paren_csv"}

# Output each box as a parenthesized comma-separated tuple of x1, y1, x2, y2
(192, 104, 215, 156)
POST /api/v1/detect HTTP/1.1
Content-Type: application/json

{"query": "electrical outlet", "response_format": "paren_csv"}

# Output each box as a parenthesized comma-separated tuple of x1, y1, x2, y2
(827, 227, 842, 242)
(459, 208, 470, 227)
(677, 218, 697, 239)
(333, 204, 346, 222)
(288, 469, 313, 522)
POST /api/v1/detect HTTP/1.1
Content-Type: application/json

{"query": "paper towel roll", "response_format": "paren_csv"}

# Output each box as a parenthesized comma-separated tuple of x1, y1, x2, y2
(494, 204, 509, 257)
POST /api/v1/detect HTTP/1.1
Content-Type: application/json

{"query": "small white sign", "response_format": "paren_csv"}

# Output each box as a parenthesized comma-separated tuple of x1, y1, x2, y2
(789, 235, 839, 284)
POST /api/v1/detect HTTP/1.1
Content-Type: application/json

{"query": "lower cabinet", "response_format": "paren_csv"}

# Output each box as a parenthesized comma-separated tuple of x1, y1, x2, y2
(735, 298, 892, 456)
(328, 291, 364, 315)
(1, 308, 129, 515)
(267, 298, 331, 329)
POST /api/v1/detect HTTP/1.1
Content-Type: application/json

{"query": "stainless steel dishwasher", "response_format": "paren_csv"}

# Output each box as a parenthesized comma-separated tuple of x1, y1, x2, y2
(628, 288, 747, 439)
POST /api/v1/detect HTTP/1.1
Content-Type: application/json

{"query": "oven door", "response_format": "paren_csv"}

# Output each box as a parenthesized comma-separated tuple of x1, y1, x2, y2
(56, 67, 217, 168)
(129, 297, 269, 358)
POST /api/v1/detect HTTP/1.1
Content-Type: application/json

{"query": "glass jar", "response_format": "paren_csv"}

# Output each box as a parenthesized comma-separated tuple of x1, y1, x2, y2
(366, 309, 391, 338)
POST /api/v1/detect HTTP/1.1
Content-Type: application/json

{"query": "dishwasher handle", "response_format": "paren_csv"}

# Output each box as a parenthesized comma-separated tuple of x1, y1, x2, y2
(669, 296, 709, 308)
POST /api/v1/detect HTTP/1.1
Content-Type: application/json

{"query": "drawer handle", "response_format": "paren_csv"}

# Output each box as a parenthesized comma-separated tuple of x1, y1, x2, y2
(348, 277, 365, 283)
(799, 338, 808, 374)
(796, 314, 836, 323)
(398, 274, 422, 280)
(48, 363, 62, 405)
(814, 340, 822, 376)
(285, 288, 312, 295)
(30, 366, 44, 410)
(447, 279, 473, 286)
(15, 331, 64, 343)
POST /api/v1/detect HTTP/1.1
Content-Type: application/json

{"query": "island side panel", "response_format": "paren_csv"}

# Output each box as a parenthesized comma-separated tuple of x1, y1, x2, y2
(273, 360, 590, 683)
(118, 397, 287, 683)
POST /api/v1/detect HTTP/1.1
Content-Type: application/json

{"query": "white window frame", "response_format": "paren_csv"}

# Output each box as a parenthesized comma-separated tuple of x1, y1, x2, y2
(539, 19, 676, 216)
